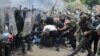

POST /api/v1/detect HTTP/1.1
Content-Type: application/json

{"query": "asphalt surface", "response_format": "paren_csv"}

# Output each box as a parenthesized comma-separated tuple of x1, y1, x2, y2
(14, 45, 87, 56)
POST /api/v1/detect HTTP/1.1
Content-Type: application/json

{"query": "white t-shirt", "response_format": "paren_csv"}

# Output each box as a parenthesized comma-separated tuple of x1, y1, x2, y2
(43, 25, 57, 32)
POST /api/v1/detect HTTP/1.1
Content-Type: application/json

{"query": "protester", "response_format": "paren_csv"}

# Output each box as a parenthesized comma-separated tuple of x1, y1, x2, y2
(40, 17, 60, 51)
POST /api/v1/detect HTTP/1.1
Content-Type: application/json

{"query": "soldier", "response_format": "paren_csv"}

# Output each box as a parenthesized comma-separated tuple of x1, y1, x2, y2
(67, 13, 94, 56)
(14, 9, 23, 43)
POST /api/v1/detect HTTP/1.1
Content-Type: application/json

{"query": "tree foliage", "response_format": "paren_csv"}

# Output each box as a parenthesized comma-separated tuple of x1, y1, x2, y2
(80, 0, 100, 8)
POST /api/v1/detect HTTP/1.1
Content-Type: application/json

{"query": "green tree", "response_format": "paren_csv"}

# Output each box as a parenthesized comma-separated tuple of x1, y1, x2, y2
(80, 0, 100, 8)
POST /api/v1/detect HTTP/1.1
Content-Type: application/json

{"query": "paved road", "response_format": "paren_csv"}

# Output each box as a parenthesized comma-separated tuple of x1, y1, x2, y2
(25, 45, 87, 56)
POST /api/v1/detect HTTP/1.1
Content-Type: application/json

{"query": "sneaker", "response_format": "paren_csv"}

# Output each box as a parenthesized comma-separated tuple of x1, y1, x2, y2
(56, 48, 60, 52)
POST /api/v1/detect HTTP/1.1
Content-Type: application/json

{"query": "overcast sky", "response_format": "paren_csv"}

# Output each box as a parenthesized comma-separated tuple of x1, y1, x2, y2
(1, 0, 65, 11)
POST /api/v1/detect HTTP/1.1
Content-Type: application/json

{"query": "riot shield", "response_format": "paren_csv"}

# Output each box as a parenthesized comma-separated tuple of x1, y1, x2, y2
(22, 11, 35, 37)
(0, 8, 5, 32)
(30, 15, 35, 34)
(5, 7, 18, 35)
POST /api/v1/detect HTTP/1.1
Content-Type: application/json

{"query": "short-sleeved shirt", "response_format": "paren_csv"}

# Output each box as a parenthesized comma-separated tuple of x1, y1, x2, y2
(43, 25, 57, 32)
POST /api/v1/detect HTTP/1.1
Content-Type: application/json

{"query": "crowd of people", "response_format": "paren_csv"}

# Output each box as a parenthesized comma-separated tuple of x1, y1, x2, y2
(0, 7, 100, 56)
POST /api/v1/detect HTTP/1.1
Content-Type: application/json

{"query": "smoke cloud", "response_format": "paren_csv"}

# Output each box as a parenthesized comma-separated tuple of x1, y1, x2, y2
(0, 0, 65, 11)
